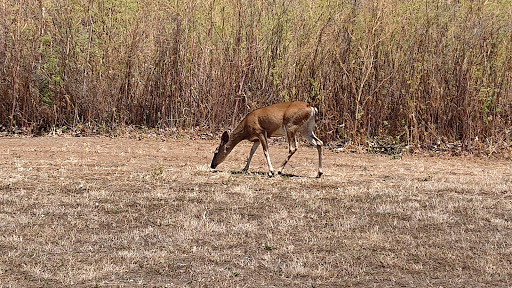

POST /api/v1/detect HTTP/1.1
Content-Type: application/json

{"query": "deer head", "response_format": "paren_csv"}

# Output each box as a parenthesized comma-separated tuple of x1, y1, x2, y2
(211, 130, 231, 169)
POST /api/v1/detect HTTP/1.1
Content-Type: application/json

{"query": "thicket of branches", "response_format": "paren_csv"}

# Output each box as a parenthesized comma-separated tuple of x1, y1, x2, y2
(1, 0, 511, 146)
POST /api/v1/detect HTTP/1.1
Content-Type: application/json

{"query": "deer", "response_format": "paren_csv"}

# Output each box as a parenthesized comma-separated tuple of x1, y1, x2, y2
(210, 101, 323, 178)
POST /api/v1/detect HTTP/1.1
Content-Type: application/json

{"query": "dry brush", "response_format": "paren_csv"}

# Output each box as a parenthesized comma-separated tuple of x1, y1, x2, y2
(1, 0, 511, 148)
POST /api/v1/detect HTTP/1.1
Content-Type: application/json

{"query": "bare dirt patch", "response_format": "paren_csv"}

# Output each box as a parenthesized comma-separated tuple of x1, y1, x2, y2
(1, 136, 511, 287)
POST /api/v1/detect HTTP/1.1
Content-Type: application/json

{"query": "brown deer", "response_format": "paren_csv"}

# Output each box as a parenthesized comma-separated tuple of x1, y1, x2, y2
(210, 101, 323, 178)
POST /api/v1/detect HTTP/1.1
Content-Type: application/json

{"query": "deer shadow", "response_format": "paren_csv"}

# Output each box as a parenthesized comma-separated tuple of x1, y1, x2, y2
(229, 170, 301, 178)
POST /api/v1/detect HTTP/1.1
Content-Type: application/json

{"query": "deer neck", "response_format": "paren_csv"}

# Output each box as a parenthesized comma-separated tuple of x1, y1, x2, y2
(226, 120, 248, 152)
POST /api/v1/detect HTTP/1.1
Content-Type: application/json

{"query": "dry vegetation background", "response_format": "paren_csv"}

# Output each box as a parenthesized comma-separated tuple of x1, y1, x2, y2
(0, 136, 511, 286)
(1, 0, 512, 148)
(2, 1, 512, 286)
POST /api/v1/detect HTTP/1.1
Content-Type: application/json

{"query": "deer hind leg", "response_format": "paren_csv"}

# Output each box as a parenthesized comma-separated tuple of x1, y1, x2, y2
(278, 130, 297, 175)
(242, 141, 260, 173)
(258, 131, 275, 177)
(305, 132, 323, 178)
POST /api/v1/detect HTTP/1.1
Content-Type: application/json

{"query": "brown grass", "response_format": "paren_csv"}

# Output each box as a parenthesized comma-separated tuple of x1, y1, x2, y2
(0, 136, 511, 287)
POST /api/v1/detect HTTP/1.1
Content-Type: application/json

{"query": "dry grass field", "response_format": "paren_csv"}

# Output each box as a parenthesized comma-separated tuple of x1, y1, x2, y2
(0, 136, 511, 287)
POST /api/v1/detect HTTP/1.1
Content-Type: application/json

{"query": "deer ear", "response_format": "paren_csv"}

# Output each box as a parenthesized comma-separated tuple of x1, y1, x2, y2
(221, 130, 230, 144)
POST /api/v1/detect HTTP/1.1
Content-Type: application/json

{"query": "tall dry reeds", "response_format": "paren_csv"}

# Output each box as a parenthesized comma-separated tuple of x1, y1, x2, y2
(1, 0, 511, 146)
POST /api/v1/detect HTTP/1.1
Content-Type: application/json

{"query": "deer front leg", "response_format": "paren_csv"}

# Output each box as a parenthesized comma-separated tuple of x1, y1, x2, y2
(258, 132, 275, 177)
(242, 141, 259, 173)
